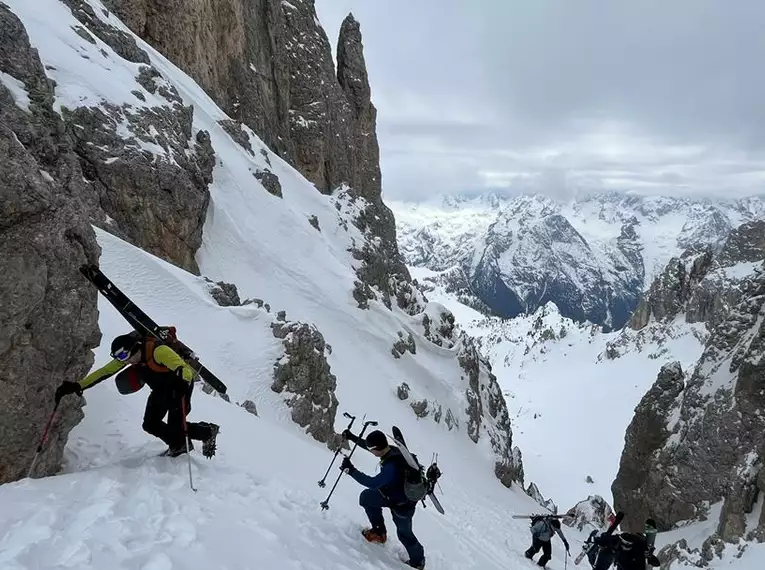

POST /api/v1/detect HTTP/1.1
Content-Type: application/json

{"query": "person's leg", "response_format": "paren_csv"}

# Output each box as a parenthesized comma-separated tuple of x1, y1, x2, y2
(525, 537, 543, 559)
(359, 488, 387, 536)
(142, 388, 173, 445)
(538, 540, 552, 567)
(391, 507, 424, 567)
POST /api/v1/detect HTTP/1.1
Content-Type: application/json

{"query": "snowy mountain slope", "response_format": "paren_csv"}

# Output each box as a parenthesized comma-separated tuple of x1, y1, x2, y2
(391, 192, 765, 329)
(408, 268, 706, 510)
(1, 230, 566, 570)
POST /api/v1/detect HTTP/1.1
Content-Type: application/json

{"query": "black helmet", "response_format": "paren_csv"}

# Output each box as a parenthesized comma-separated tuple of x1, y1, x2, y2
(619, 533, 639, 550)
(365, 430, 388, 451)
(111, 331, 142, 361)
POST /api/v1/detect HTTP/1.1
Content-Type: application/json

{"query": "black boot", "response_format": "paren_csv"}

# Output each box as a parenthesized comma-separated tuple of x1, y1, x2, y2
(161, 439, 193, 457)
(200, 422, 220, 458)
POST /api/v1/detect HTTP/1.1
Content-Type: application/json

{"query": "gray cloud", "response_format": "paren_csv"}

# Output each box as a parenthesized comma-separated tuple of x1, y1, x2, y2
(316, 0, 765, 201)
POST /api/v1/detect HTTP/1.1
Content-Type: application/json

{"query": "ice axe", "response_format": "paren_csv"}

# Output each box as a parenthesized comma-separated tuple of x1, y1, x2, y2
(319, 418, 378, 510)
(318, 412, 356, 488)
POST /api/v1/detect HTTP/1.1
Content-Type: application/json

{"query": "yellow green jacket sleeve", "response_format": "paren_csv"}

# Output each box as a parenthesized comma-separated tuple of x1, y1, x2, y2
(79, 359, 128, 390)
(153, 345, 195, 382)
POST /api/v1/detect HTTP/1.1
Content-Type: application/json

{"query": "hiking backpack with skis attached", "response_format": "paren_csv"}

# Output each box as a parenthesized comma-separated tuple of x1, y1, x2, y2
(574, 511, 625, 566)
(391, 426, 445, 514)
(79, 264, 228, 395)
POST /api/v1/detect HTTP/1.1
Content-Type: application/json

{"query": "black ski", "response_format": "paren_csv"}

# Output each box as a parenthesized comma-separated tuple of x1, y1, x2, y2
(80, 264, 228, 395)
(391, 426, 445, 515)
(574, 511, 624, 566)
(511, 514, 568, 519)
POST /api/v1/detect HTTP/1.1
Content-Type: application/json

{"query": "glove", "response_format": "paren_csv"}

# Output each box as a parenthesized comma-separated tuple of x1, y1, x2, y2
(55, 381, 83, 403)
(341, 429, 352, 439)
(647, 554, 660, 567)
(340, 456, 355, 474)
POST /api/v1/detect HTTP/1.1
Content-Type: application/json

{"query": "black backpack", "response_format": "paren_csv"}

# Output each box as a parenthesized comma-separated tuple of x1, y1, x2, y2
(402, 460, 428, 502)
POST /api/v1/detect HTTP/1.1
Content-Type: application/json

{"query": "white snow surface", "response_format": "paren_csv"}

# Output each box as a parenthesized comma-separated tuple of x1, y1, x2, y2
(0, 70, 30, 111)
(0, 230, 565, 570)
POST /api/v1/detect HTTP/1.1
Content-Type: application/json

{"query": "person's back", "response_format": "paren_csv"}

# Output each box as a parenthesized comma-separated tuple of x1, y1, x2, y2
(377, 446, 412, 506)
(613, 533, 659, 570)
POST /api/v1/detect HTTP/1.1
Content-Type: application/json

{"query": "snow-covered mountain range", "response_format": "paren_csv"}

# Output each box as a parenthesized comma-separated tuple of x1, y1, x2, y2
(391, 192, 765, 330)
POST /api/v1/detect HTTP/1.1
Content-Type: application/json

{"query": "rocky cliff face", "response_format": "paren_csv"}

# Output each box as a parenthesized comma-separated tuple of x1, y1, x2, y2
(104, 0, 379, 200)
(613, 265, 765, 537)
(0, 5, 101, 483)
(630, 221, 765, 332)
(105, 0, 411, 310)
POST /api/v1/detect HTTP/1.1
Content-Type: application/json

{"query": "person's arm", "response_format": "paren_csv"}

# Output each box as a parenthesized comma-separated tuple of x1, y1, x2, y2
(341, 430, 370, 451)
(153, 345, 195, 382)
(349, 460, 397, 488)
(555, 527, 570, 551)
(79, 359, 128, 390)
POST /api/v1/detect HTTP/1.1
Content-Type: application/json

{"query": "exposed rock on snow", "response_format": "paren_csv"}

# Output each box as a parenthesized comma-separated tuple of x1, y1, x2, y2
(271, 320, 339, 449)
(525, 482, 557, 514)
(391, 331, 416, 358)
(0, 5, 100, 483)
(564, 495, 616, 531)
(458, 335, 524, 486)
(240, 399, 258, 416)
(206, 279, 242, 307)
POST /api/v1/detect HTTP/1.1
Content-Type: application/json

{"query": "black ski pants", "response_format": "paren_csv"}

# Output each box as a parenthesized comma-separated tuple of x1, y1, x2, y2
(526, 537, 552, 567)
(142, 381, 211, 448)
(360, 488, 425, 566)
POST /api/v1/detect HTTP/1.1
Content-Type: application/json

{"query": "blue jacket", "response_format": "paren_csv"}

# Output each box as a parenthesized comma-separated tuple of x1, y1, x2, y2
(349, 447, 410, 506)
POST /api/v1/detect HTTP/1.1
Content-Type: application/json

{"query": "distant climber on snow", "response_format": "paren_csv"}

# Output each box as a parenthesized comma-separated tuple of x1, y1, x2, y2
(525, 515, 570, 568)
(54, 330, 220, 458)
(582, 517, 619, 570)
(340, 429, 426, 569)
(592, 531, 660, 570)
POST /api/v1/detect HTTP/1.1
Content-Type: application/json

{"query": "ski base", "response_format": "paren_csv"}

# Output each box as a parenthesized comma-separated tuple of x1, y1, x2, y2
(80, 264, 228, 395)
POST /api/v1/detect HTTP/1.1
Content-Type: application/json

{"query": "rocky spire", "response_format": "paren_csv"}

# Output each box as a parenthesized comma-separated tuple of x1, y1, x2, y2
(337, 12, 381, 201)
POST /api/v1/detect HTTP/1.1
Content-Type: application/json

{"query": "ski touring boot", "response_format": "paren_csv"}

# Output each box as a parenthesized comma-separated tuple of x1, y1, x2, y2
(201, 422, 220, 458)
(361, 527, 387, 544)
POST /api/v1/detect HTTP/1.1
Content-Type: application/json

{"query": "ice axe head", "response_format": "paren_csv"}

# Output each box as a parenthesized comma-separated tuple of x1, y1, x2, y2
(343, 412, 355, 420)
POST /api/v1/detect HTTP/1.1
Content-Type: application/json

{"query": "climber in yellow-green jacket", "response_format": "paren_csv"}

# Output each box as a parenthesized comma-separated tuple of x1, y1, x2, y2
(55, 331, 220, 458)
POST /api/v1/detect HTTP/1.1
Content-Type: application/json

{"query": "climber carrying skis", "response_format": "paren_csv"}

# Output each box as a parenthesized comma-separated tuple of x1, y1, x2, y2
(340, 429, 426, 569)
(592, 531, 660, 570)
(525, 515, 570, 568)
(54, 331, 220, 458)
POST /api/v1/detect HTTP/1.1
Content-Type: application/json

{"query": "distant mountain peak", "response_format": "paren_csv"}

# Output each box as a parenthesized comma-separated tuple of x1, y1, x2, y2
(392, 192, 765, 330)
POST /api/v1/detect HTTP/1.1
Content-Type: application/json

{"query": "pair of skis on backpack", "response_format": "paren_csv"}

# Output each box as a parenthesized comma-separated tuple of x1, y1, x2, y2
(391, 426, 445, 515)
(511, 511, 624, 566)
(79, 264, 228, 396)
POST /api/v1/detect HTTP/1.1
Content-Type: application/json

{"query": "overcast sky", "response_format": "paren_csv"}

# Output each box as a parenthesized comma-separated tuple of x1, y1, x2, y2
(315, 0, 765, 202)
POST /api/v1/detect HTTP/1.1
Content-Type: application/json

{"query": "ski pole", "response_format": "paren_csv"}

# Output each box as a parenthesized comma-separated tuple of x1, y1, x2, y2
(320, 419, 378, 510)
(180, 393, 197, 492)
(27, 400, 60, 478)
(318, 412, 356, 488)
